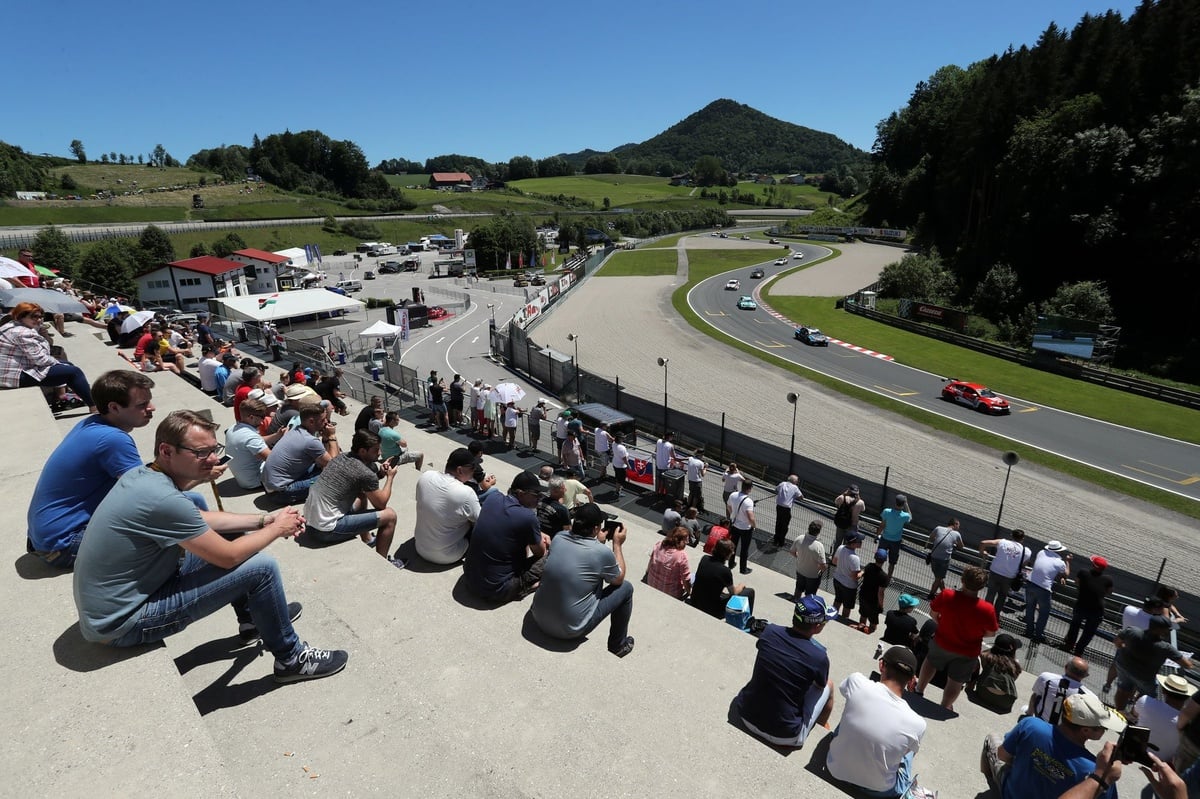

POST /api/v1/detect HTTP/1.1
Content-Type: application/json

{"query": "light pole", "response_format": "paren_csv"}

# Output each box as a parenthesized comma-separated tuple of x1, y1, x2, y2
(993, 451, 1020, 536)
(486, 304, 496, 357)
(486, 303, 496, 326)
(657, 357, 669, 432)
(567, 333, 581, 400)
(786, 392, 799, 474)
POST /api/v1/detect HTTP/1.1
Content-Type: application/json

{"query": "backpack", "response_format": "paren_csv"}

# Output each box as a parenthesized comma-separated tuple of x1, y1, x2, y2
(972, 661, 1018, 713)
(833, 496, 855, 529)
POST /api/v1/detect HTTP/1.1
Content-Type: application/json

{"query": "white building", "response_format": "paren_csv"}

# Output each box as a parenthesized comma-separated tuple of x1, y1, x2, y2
(226, 248, 292, 294)
(136, 256, 249, 313)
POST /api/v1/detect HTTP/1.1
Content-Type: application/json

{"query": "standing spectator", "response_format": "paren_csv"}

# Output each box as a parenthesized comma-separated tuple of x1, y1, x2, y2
(1024, 541, 1072, 643)
(565, 412, 585, 460)
(1063, 556, 1114, 656)
(790, 520, 826, 599)
(980, 528, 1031, 614)
(772, 474, 803, 549)
(530, 503, 635, 658)
(654, 431, 679, 493)
(1134, 675, 1195, 765)
(314, 368, 349, 416)
(592, 421, 612, 478)
(470, 379, 485, 433)
(303, 430, 399, 560)
(0, 302, 95, 410)
(831, 484, 865, 556)
(827, 647, 928, 798)
(1157, 585, 1187, 626)
(733, 596, 837, 749)
(690, 539, 754, 619)
(479, 383, 494, 437)
(875, 493, 911, 578)
(925, 518, 964, 600)
(1028, 657, 1092, 724)
(526, 399, 546, 452)
(412, 449, 480, 565)
(646, 526, 691, 601)
(447, 374, 465, 428)
(685, 447, 707, 511)
(1112, 616, 1194, 713)
(197, 346, 221, 396)
(194, 312, 216, 349)
(915, 564, 999, 713)
(560, 430, 584, 479)
(721, 462, 743, 506)
(463, 471, 550, 603)
(1175, 678, 1200, 773)
(428, 375, 448, 430)
(377, 412, 424, 471)
(501, 401, 520, 448)
(611, 433, 629, 499)
(856, 548, 891, 634)
(726, 479, 756, 575)
(262, 404, 339, 504)
(831, 533, 864, 621)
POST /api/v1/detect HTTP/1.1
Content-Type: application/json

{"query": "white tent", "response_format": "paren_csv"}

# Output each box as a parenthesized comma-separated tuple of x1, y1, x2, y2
(212, 289, 365, 323)
(359, 320, 402, 338)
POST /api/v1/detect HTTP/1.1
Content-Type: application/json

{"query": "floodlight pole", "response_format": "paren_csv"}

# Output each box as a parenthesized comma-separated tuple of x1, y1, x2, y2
(567, 333, 581, 400)
(993, 451, 1021, 536)
(657, 357, 669, 432)
(787, 392, 799, 474)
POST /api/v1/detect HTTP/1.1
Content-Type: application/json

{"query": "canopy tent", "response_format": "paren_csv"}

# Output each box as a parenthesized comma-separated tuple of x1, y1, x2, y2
(358, 320, 402, 338)
(211, 289, 364, 323)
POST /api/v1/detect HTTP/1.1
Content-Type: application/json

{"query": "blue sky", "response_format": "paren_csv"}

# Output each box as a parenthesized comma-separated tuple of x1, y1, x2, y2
(11, 0, 1141, 168)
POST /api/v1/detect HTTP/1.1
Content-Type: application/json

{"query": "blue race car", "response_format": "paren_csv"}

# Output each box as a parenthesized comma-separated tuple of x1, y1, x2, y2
(737, 296, 758, 310)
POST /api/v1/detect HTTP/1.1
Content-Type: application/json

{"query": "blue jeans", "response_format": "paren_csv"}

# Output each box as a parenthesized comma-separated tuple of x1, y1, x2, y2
(305, 511, 379, 544)
(110, 551, 302, 661)
(1024, 583, 1053, 638)
(580, 581, 634, 650)
(31, 530, 83, 569)
(21, 361, 94, 407)
(271, 472, 319, 505)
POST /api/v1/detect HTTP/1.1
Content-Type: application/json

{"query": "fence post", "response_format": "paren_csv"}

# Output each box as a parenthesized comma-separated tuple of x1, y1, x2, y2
(719, 412, 726, 463)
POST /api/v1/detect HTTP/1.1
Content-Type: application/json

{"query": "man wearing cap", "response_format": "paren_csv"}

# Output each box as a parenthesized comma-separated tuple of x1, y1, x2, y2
(790, 519, 827, 599)
(225, 396, 288, 490)
(916, 565, 999, 713)
(1025, 541, 1072, 643)
(831, 533, 864, 621)
(925, 517, 963, 601)
(883, 594, 923, 647)
(771, 474, 802, 549)
(983, 692, 1122, 799)
(875, 494, 911, 578)
(463, 471, 550, 602)
(1029, 657, 1092, 724)
(194, 313, 216, 349)
(1063, 556, 1114, 656)
(1135, 675, 1196, 765)
(827, 646, 928, 797)
(1112, 615, 1194, 713)
(262, 404, 339, 504)
(832, 484, 864, 556)
(412, 449, 481, 565)
(733, 595, 837, 749)
(530, 503, 635, 658)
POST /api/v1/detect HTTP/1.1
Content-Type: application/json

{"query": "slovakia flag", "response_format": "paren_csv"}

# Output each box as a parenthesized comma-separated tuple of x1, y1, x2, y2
(627, 458, 655, 486)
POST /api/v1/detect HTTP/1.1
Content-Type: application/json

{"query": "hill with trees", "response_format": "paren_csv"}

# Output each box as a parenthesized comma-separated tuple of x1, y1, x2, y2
(865, 0, 1200, 380)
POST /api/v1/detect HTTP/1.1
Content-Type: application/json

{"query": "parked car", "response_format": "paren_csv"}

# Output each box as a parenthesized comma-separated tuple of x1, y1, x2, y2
(402, 258, 420, 272)
(724, 279, 740, 291)
(774, 257, 789, 266)
(737, 295, 758, 310)
(364, 271, 376, 280)
(750, 268, 765, 279)
(332, 249, 347, 256)
(794, 326, 829, 346)
(941, 380, 1011, 414)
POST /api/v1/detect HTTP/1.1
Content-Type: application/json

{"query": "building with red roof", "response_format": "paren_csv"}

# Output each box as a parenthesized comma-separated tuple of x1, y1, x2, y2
(228, 248, 293, 294)
(429, 172, 473, 189)
(136, 256, 249, 313)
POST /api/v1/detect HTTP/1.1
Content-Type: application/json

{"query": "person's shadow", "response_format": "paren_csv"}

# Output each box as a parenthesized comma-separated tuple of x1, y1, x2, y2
(174, 637, 281, 715)
(53, 624, 161, 672)
(392, 538, 462, 574)
(14, 553, 71, 581)
(520, 611, 584, 653)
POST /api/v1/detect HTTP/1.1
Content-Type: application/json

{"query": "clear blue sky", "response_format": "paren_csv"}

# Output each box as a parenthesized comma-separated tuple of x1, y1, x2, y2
(11, 0, 1141, 167)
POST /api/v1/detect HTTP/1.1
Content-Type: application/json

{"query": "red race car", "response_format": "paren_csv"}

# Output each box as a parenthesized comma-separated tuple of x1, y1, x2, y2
(941, 380, 1011, 414)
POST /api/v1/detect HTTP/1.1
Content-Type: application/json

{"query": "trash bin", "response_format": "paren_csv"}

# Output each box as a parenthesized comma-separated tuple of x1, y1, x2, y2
(337, 352, 346, 365)
(660, 468, 686, 501)
(371, 366, 381, 381)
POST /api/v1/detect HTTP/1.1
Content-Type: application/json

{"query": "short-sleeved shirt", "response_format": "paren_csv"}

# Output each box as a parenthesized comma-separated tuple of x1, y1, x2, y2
(530, 533, 620, 638)
(378, 425, 404, 460)
(860, 563, 890, 608)
(463, 493, 542, 600)
(930, 589, 998, 657)
(882, 610, 919, 645)
(928, 525, 962, 560)
(1115, 627, 1184, 681)
(1075, 569, 1113, 612)
(646, 542, 691, 599)
(1029, 671, 1088, 722)
(537, 497, 571, 537)
(198, 356, 220, 392)
(561, 478, 590, 509)
(262, 428, 325, 491)
(691, 555, 735, 618)
(1029, 551, 1068, 591)
(28, 415, 143, 552)
(735, 624, 830, 740)
(1133, 695, 1180, 764)
(686, 456, 706, 482)
(826, 672, 926, 793)
(990, 539, 1029, 578)
(879, 507, 911, 542)
(655, 439, 675, 469)
(833, 545, 862, 589)
(72, 467, 209, 642)
(791, 533, 826, 579)
(225, 421, 269, 490)
(303, 453, 380, 532)
(728, 491, 754, 529)
(1000, 716, 1114, 799)
(413, 470, 480, 564)
(776, 481, 803, 508)
(662, 507, 682, 533)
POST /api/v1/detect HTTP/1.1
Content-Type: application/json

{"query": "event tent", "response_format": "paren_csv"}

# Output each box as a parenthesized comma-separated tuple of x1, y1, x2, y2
(358, 320, 402, 338)
(211, 289, 364, 323)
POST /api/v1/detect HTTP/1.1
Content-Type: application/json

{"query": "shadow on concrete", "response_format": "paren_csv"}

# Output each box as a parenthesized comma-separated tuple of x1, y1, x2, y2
(904, 692, 961, 721)
(724, 697, 805, 757)
(14, 553, 71, 580)
(520, 611, 584, 653)
(53, 624, 163, 672)
(450, 574, 506, 611)
(801, 734, 864, 795)
(211, 477, 263, 502)
(174, 638, 281, 715)
(392, 538, 461, 574)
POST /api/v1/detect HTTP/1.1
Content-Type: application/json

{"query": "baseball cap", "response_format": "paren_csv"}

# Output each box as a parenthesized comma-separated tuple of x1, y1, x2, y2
(881, 646, 918, 674)
(1090, 556, 1108, 570)
(991, 633, 1023, 656)
(510, 470, 549, 496)
(445, 448, 475, 470)
(898, 594, 920, 609)
(845, 532, 863, 545)
(794, 595, 838, 625)
(874, 548, 888, 561)
(573, 503, 606, 527)
(1063, 693, 1124, 731)
(848, 484, 859, 495)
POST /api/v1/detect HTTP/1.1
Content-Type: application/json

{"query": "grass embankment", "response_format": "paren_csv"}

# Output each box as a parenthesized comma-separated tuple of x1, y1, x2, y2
(597, 249, 678, 276)
(668, 248, 1200, 520)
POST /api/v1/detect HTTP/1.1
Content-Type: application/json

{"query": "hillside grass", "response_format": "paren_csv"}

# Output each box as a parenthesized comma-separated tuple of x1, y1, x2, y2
(597, 249, 678, 276)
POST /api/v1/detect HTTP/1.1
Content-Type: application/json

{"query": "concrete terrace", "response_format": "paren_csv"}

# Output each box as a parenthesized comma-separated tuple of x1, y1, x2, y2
(4, 319, 1152, 798)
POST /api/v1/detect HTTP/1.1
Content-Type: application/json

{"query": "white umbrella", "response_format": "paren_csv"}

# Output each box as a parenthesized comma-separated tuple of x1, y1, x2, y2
(0, 256, 34, 280)
(120, 310, 157, 334)
(489, 382, 526, 404)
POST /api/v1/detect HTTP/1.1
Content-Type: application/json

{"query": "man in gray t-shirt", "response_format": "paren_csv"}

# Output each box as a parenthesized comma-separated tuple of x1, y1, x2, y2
(530, 503, 635, 657)
(303, 430, 398, 559)
(262, 405, 338, 502)
(925, 518, 964, 600)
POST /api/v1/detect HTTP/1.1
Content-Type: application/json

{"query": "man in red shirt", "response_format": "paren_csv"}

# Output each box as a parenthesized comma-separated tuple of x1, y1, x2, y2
(914, 564, 998, 713)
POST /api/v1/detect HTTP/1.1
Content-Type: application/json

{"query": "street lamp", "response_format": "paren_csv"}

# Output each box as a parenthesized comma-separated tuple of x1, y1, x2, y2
(993, 451, 1021, 536)
(567, 333, 581, 400)
(786, 392, 799, 474)
(657, 357, 669, 432)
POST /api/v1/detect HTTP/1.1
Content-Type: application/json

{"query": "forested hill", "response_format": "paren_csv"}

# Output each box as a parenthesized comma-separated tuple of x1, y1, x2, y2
(615, 99, 865, 174)
(866, 0, 1200, 379)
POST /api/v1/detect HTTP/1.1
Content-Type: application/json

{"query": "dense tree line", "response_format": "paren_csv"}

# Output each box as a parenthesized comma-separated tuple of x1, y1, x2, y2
(866, 0, 1200, 379)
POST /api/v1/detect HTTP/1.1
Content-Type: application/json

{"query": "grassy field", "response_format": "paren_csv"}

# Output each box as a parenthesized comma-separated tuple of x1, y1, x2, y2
(48, 163, 219, 190)
(597, 249, 679, 276)
(512, 174, 696, 206)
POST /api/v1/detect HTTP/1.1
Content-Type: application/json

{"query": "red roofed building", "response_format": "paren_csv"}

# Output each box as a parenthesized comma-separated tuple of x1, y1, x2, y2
(228, 248, 292, 294)
(429, 172, 473, 190)
(136, 256, 249, 313)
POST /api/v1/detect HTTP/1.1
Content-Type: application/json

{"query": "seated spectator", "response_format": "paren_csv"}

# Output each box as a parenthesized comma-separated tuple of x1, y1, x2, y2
(231, 366, 262, 421)
(465, 439, 498, 501)
(661, 499, 684, 535)
(536, 476, 572, 539)
(678, 506, 702, 547)
(0, 302, 95, 410)
(413, 448, 481, 565)
(303, 430, 398, 560)
(690, 539, 754, 618)
(314, 368, 349, 416)
(261, 404, 339, 503)
(1133, 674, 1195, 765)
(378, 412, 424, 471)
(969, 633, 1024, 714)
(561, 474, 593, 510)
(530, 503, 635, 658)
(140, 345, 179, 376)
(827, 646, 930, 798)
(197, 346, 221, 396)
(1028, 657, 1092, 724)
(213, 352, 238, 400)
(463, 471, 550, 603)
(225, 397, 287, 490)
(733, 595, 837, 748)
(704, 516, 732, 561)
(645, 526, 691, 600)
(882, 593, 922, 647)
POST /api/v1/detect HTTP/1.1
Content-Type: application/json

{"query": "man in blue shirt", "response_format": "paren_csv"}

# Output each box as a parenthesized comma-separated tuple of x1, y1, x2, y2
(876, 493, 912, 578)
(733, 595, 837, 748)
(463, 471, 549, 602)
(27, 370, 156, 567)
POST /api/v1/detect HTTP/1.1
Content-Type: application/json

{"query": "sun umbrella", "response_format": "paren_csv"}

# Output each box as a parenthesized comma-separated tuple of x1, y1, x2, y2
(0, 287, 87, 315)
(34, 264, 58, 277)
(489, 382, 526, 404)
(120, 310, 157, 334)
(0, 256, 34, 280)
(104, 303, 135, 317)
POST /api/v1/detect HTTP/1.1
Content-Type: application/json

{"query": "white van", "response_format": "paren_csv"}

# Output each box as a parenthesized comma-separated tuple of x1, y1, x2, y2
(335, 279, 363, 293)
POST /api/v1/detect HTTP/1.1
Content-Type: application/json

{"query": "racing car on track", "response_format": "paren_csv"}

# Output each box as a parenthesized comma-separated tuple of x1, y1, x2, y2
(794, 326, 829, 346)
(941, 380, 1011, 414)
(737, 295, 758, 310)
(724, 279, 740, 291)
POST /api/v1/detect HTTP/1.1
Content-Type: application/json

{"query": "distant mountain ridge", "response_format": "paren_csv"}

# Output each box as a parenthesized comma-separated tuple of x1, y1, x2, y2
(554, 99, 866, 173)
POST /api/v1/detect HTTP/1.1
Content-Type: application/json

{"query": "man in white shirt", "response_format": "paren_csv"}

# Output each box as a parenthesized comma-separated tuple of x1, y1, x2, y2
(1133, 674, 1195, 765)
(1028, 657, 1091, 724)
(654, 431, 679, 494)
(980, 528, 1031, 614)
(726, 479, 756, 575)
(827, 646, 928, 798)
(592, 422, 612, 478)
(772, 474, 803, 549)
(413, 448, 481, 565)
(685, 447, 707, 511)
(611, 434, 630, 499)
(1023, 540, 1071, 643)
(197, 346, 221, 396)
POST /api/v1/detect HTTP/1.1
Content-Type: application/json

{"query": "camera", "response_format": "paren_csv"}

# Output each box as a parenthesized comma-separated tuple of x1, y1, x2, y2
(1117, 725, 1153, 766)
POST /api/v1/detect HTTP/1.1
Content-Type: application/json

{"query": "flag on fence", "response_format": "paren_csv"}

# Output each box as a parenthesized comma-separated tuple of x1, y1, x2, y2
(627, 457, 655, 486)
(505, 252, 512, 269)
(518, 251, 524, 269)
(313, 244, 323, 265)
(304, 244, 313, 264)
